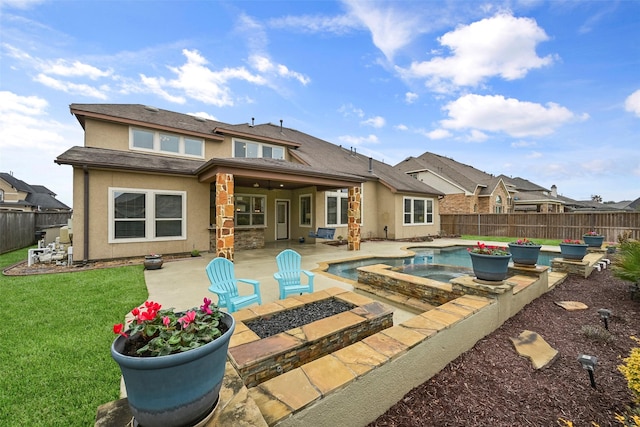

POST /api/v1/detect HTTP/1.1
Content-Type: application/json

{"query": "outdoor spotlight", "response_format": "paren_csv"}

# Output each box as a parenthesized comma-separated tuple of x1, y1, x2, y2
(598, 308, 612, 330)
(577, 354, 598, 389)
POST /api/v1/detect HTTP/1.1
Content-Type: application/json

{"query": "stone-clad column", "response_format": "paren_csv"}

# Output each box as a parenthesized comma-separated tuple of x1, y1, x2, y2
(215, 173, 234, 261)
(347, 186, 361, 251)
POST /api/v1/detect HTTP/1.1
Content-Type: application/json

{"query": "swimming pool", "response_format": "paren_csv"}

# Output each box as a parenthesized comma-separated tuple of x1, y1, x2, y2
(325, 246, 557, 282)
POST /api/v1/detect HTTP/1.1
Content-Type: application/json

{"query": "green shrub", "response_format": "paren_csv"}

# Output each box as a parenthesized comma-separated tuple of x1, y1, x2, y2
(613, 240, 640, 284)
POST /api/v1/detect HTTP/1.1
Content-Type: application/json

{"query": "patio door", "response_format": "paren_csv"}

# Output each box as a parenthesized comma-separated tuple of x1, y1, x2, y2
(276, 200, 289, 240)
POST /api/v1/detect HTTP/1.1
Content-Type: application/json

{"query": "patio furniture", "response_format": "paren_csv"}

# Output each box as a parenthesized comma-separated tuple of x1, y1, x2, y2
(205, 257, 262, 313)
(308, 227, 335, 239)
(274, 249, 315, 299)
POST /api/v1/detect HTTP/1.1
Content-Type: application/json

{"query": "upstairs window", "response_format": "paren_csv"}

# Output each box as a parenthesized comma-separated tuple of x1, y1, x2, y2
(0, 189, 3, 202)
(233, 139, 284, 159)
(130, 128, 204, 158)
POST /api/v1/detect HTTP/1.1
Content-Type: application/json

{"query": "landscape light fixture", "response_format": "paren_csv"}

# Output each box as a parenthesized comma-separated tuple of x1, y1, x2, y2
(577, 354, 598, 389)
(597, 308, 612, 330)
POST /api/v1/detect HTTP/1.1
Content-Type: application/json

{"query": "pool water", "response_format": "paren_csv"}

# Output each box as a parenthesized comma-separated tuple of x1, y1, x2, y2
(325, 246, 556, 282)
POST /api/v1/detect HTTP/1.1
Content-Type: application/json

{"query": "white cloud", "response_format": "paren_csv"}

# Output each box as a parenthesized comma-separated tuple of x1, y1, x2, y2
(511, 140, 536, 148)
(248, 55, 311, 86)
(342, 0, 425, 60)
(338, 103, 365, 118)
(625, 89, 640, 117)
(466, 129, 488, 142)
(0, 91, 76, 150)
(268, 13, 360, 34)
(40, 59, 112, 80)
(424, 128, 452, 140)
(338, 134, 379, 145)
(405, 92, 418, 104)
(361, 116, 385, 128)
(34, 74, 110, 99)
(395, 124, 408, 131)
(141, 49, 267, 107)
(398, 13, 554, 91)
(188, 112, 218, 121)
(441, 94, 584, 138)
(527, 151, 543, 159)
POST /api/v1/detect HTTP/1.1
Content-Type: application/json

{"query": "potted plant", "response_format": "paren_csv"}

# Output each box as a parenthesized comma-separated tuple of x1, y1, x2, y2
(111, 297, 235, 427)
(583, 231, 605, 248)
(143, 253, 163, 270)
(559, 239, 589, 260)
(467, 242, 511, 282)
(508, 238, 542, 266)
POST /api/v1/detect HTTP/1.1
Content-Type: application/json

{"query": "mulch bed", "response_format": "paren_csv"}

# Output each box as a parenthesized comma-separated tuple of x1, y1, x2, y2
(369, 268, 639, 426)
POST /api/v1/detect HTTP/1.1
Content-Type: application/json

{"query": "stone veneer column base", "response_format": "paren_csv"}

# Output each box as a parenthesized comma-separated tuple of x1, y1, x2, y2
(215, 173, 234, 261)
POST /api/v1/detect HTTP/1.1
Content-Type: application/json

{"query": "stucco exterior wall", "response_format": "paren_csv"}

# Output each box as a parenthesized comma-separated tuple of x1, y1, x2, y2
(391, 193, 440, 240)
(71, 168, 209, 261)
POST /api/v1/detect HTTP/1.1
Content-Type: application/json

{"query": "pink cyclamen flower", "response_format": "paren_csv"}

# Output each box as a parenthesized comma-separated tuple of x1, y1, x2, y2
(200, 297, 213, 314)
(162, 316, 171, 327)
(179, 311, 197, 327)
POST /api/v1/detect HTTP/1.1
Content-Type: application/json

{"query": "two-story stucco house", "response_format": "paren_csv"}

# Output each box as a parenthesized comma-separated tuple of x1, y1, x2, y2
(0, 172, 71, 213)
(55, 104, 443, 263)
(394, 152, 515, 214)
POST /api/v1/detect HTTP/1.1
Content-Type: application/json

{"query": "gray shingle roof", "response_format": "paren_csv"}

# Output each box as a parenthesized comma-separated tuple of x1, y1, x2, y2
(0, 172, 71, 210)
(65, 105, 442, 196)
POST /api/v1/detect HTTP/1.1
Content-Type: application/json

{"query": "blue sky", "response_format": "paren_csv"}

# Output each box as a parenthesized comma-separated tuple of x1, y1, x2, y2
(1, 0, 638, 208)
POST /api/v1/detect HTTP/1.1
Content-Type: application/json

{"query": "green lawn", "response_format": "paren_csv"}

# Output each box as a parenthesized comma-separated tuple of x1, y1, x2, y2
(461, 235, 563, 246)
(0, 248, 148, 426)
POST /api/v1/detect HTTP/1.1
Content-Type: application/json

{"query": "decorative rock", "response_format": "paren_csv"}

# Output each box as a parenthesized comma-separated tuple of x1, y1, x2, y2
(555, 301, 588, 311)
(510, 330, 558, 369)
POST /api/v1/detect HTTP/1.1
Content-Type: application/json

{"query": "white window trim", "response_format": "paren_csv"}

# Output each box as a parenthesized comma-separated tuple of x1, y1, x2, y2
(129, 127, 204, 159)
(234, 194, 267, 228)
(403, 196, 434, 226)
(232, 137, 285, 160)
(299, 193, 312, 227)
(108, 187, 187, 243)
(324, 186, 364, 227)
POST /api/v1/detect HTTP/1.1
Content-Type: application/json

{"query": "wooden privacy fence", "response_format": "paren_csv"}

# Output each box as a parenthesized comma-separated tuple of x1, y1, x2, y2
(0, 211, 72, 255)
(440, 212, 640, 243)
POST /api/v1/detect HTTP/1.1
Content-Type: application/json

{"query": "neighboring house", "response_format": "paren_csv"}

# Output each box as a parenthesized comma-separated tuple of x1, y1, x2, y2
(0, 172, 71, 212)
(497, 176, 565, 213)
(394, 152, 514, 214)
(55, 104, 443, 262)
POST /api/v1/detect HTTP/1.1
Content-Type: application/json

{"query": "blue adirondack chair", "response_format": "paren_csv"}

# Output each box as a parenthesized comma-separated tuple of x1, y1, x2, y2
(205, 257, 262, 313)
(274, 249, 315, 299)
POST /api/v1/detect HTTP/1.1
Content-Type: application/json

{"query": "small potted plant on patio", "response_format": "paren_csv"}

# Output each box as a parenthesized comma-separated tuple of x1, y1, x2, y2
(583, 231, 605, 248)
(508, 238, 542, 266)
(111, 297, 235, 427)
(467, 242, 511, 282)
(559, 239, 589, 260)
(143, 253, 163, 270)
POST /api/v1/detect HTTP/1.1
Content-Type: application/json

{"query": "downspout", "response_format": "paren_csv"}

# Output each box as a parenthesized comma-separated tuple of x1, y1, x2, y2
(83, 165, 89, 264)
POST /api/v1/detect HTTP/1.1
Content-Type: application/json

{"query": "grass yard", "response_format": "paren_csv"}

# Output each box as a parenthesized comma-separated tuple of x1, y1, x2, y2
(0, 248, 148, 426)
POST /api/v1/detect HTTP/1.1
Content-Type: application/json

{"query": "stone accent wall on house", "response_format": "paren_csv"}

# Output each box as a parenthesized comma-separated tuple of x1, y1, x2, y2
(215, 173, 234, 261)
(347, 186, 361, 251)
(235, 228, 265, 250)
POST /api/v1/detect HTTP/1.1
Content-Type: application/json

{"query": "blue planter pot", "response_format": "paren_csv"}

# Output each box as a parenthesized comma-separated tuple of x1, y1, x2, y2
(508, 244, 542, 266)
(583, 235, 604, 248)
(559, 243, 589, 260)
(111, 312, 235, 427)
(469, 252, 512, 282)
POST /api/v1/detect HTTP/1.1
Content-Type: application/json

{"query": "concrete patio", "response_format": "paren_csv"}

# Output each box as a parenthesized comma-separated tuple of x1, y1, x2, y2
(97, 238, 584, 427)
